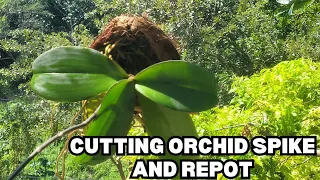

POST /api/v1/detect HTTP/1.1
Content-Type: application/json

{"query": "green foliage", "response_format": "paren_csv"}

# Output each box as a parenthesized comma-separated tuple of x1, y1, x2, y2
(134, 61, 218, 112)
(75, 79, 136, 165)
(31, 46, 127, 102)
(30, 46, 218, 112)
(29, 45, 217, 168)
(149, 0, 320, 104)
(0, 99, 80, 179)
(194, 58, 320, 179)
(230, 58, 320, 136)
(276, 0, 315, 15)
(138, 93, 198, 162)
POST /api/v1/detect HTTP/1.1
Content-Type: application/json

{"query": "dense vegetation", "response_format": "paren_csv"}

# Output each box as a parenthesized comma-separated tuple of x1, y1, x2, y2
(0, 0, 319, 179)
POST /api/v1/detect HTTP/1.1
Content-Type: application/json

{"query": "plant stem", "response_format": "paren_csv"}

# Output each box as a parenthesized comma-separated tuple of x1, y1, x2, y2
(111, 156, 126, 180)
(8, 105, 101, 180)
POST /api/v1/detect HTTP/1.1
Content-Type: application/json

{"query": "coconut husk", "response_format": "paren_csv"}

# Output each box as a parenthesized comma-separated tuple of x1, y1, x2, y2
(81, 14, 181, 126)
(90, 14, 181, 75)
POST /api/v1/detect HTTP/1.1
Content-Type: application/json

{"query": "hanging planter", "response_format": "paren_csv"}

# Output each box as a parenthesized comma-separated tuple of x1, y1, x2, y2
(28, 14, 218, 178)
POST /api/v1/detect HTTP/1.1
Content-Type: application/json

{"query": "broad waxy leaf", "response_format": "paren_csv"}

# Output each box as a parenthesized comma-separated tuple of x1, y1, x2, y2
(32, 46, 127, 76)
(134, 60, 218, 112)
(31, 46, 128, 102)
(31, 73, 116, 102)
(75, 79, 136, 165)
(138, 93, 198, 162)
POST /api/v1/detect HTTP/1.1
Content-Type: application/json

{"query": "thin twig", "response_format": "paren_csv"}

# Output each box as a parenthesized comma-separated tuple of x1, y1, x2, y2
(279, 156, 291, 165)
(111, 156, 126, 180)
(7, 105, 101, 180)
(295, 157, 314, 167)
(214, 122, 256, 131)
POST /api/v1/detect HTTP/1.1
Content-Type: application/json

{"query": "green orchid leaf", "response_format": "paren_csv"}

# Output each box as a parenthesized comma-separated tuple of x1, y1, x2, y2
(75, 79, 136, 165)
(134, 60, 218, 112)
(31, 46, 128, 102)
(32, 46, 127, 77)
(31, 73, 117, 102)
(138, 93, 198, 162)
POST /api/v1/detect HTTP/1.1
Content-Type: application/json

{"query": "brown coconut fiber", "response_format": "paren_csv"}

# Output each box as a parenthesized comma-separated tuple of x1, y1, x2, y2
(90, 14, 181, 74)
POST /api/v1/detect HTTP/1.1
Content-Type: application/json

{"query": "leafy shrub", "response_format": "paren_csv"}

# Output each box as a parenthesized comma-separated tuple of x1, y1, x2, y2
(194, 58, 320, 179)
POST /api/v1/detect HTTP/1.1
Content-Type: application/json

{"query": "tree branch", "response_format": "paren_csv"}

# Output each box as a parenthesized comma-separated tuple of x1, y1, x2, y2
(213, 122, 256, 131)
(295, 157, 314, 167)
(8, 105, 101, 180)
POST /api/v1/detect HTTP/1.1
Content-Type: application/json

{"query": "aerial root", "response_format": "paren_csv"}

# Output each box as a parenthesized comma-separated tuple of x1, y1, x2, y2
(55, 101, 87, 180)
